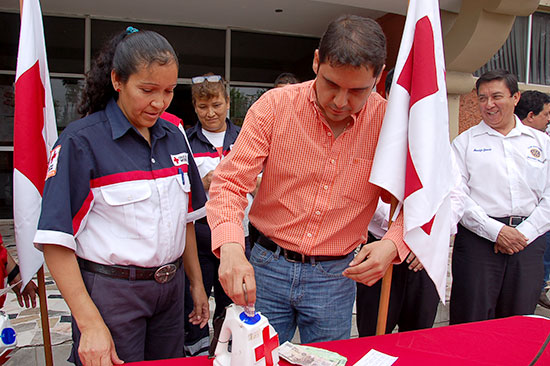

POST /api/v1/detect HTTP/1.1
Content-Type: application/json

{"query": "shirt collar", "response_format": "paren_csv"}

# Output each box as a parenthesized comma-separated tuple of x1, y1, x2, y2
(187, 118, 238, 147)
(106, 99, 168, 141)
(475, 115, 535, 138)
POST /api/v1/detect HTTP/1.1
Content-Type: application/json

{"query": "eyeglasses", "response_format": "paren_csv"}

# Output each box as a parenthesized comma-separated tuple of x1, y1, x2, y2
(191, 75, 222, 84)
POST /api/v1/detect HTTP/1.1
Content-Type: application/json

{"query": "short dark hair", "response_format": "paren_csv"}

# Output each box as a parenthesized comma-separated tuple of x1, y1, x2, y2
(79, 29, 178, 116)
(191, 73, 228, 104)
(514, 90, 550, 120)
(318, 15, 386, 76)
(384, 68, 395, 96)
(475, 69, 519, 96)
(274, 73, 299, 87)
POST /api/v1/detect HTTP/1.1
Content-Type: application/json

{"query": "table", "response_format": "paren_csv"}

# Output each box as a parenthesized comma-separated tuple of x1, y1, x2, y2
(128, 315, 550, 365)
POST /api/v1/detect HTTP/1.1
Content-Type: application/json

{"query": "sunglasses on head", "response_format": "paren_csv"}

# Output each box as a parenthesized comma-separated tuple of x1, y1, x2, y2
(191, 75, 222, 84)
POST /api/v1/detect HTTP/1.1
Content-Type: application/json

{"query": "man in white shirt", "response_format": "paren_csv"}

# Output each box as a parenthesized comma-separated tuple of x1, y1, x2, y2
(450, 70, 550, 324)
(514, 90, 550, 309)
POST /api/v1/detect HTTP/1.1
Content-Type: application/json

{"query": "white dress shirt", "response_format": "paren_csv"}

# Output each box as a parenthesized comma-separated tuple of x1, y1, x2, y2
(452, 116, 550, 244)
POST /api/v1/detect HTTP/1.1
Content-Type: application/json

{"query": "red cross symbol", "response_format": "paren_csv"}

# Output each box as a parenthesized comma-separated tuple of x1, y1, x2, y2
(254, 326, 279, 366)
(173, 156, 179, 164)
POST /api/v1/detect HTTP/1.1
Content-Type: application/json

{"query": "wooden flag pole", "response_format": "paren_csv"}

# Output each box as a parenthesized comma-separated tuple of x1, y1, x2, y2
(18, 2, 54, 365)
(37, 266, 53, 366)
(375, 196, 399, 335)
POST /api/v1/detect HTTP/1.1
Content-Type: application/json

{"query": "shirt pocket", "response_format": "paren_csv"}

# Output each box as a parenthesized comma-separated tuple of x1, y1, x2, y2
(341, 158, 375, 204)
(100, 181, 154, 239)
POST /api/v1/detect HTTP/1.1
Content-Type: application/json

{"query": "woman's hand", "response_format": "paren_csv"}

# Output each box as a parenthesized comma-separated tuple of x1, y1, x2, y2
(11, 277, 38, 308)
(188, 283, 210, 328)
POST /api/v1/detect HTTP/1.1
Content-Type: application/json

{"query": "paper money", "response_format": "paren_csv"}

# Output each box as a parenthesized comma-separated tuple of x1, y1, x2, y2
(278, 341, 347, 366)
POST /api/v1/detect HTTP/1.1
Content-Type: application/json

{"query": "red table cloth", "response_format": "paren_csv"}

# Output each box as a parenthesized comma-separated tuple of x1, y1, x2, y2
(128, 315, 550, 365)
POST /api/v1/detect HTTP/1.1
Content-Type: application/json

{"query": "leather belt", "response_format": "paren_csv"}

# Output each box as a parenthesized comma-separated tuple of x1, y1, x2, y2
(196, 217, 208, 225)
(77, 257, 182, 284)
(256, 231, 348, 263)
(491, 216, 528, 228)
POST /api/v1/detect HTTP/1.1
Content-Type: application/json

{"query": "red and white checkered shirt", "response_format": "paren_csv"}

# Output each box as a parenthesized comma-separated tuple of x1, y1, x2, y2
(207, 80, 408, 260)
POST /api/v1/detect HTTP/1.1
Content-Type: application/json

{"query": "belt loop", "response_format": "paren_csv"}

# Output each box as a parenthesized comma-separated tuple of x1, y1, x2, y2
(274, 245, 281, 260)
(129, 267, 136, 281)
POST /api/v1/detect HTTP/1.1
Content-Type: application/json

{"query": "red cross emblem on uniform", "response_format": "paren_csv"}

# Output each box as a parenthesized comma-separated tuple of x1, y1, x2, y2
(173, 156, 179, 164)
(254, 326, 279, 366)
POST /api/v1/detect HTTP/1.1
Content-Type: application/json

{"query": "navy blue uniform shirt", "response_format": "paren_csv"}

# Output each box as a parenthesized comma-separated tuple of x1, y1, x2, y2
(34, 99, 206, 266)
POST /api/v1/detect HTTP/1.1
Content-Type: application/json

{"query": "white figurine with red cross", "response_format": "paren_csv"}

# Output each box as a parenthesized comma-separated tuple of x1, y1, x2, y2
(214, 304, 280, 366)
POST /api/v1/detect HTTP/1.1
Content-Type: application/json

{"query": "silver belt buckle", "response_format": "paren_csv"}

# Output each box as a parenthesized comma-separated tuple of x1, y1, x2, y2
(154, 264, 177, 283)
(508, 216, 524, 227)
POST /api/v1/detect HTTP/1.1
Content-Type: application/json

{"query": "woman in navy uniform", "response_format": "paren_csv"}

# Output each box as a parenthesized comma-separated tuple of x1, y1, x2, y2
(34, 28, 209, 365)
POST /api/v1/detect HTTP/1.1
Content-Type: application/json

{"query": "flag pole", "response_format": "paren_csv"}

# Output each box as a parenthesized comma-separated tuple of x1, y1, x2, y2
(17, 2, 53, 365)
(375, 196, 398, 335)
(37, 267, 53, 366)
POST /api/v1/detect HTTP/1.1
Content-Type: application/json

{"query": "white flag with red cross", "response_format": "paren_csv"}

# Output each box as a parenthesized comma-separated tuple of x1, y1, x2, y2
(13, 0, 58, 287)
(369, 0, 453, 300)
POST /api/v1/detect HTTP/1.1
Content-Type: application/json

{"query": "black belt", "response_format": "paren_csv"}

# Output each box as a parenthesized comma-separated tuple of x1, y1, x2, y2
(255, 229, 348, 263)
(196, 217, 208, 225)
(77, 257, 182, 284)
(491, 216, 528, 228)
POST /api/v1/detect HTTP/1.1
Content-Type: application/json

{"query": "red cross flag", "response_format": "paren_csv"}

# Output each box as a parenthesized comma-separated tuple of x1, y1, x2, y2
(13, 0, 58, 287)
(369, 0, 453, 300)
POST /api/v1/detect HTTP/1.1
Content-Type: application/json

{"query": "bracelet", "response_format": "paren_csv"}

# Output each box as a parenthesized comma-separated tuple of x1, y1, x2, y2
(7, 264, 19, 284)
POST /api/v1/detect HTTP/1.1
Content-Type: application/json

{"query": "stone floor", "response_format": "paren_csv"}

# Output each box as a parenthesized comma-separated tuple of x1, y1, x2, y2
(0, 218, 548, 365)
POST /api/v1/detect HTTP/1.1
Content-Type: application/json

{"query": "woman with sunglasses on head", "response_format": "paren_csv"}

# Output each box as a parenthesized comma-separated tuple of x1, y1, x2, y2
(33, 28, 209, 365)
(183, 73, 255, 356)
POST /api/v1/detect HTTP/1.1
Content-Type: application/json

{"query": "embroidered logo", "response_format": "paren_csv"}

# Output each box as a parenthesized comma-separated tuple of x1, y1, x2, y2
(171, 152, 188, 166)
(46, 145, 61, 180)
(530, 147, 542, 159)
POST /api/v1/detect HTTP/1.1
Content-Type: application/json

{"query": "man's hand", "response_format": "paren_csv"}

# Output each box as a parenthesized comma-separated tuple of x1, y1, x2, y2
(78, 323, 124, 366)
(405, 253, 424, 272)
(188, 283, 210, 329)
(11, 277, 38, 308)
(495, 226, 528, 255)
(343, 239, 398, 286)
(202, 171, 214, 192)
(218, 243, 256, 306)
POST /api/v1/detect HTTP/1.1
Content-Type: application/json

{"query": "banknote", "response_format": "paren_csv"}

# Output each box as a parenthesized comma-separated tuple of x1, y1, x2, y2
(278, 341, 347, 366)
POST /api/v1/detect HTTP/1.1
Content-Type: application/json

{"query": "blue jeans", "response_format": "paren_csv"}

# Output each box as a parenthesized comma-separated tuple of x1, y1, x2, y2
(250, 243, 356, 344)
(543, 231, 550, 290)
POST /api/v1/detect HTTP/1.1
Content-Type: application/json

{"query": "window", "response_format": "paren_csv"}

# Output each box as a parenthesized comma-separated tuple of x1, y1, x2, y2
(91, 20, 226, 78)
(230, 86, 268, 126)
(475, 12, 550, 85)
(231, 30, 318, 84)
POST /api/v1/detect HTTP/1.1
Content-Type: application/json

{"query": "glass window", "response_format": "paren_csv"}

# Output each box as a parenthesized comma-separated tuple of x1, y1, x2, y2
(165, 84, 196, 130)
(0, 75, 15, 146)
(230, 86, 268, 126)
(51, 77, 85, 131)
(91, 20, 226, 78)
(231, 31, 318, 84)
(0, 12, 20, 71)
(0, 13, 85, 74)
(43, 16, 85, 74)
(0, 151, 13, 219)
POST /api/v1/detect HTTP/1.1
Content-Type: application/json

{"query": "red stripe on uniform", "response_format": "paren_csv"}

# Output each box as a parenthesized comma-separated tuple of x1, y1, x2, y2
(194, 152, 221, 158)
(72, 190, 94, 235)
(90, 166, 188, 188)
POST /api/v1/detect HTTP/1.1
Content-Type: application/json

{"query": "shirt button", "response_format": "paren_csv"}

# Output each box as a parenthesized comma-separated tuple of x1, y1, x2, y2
(306, 233, 312, 238)
(330, 159, 336, 164)
(315, 210, 321, 216)
(323, 185, 328, 190)
(327, 132, 332, 137)
(151, 158, 156, 163)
